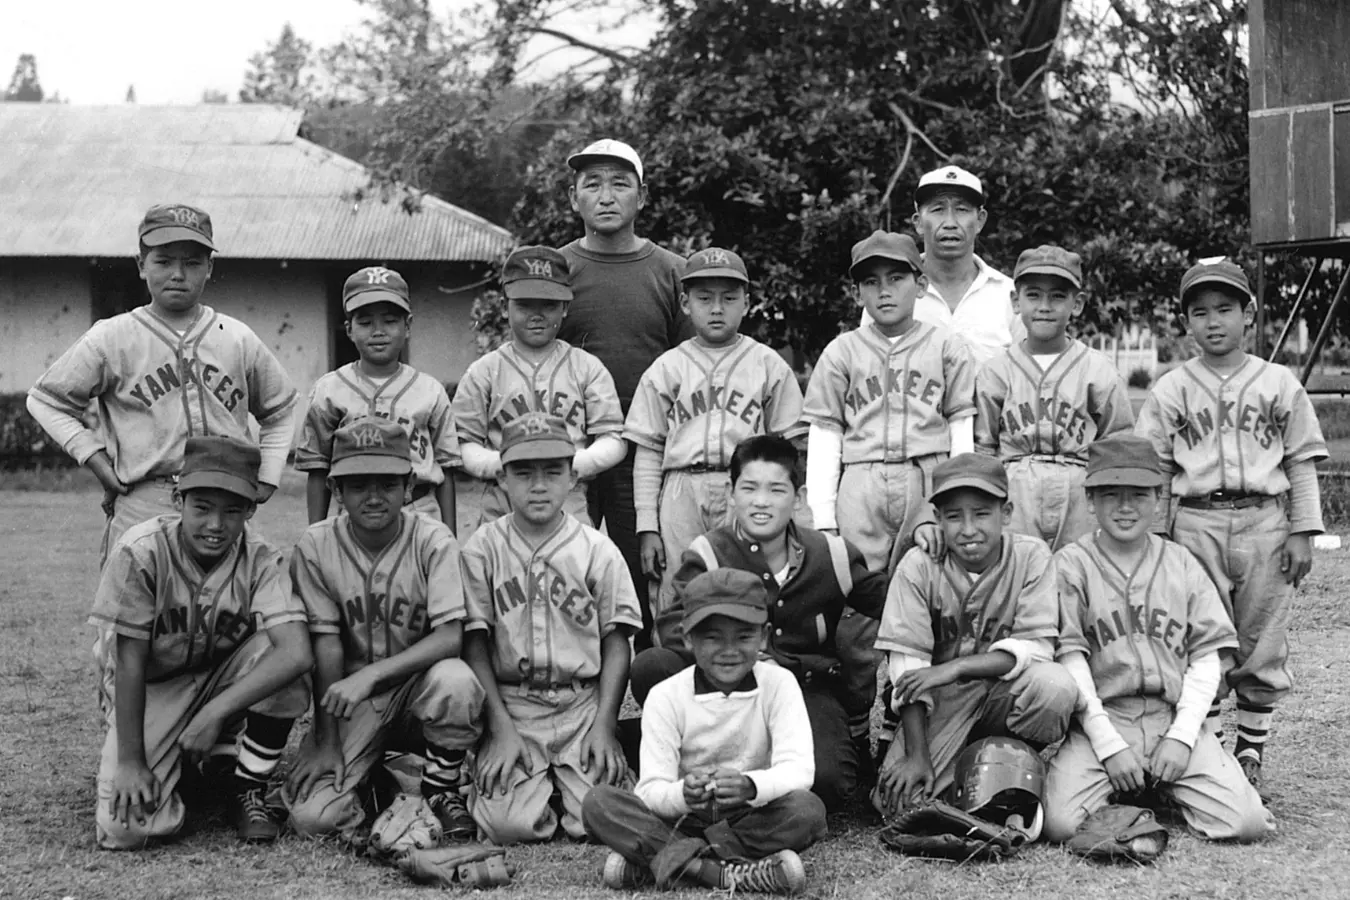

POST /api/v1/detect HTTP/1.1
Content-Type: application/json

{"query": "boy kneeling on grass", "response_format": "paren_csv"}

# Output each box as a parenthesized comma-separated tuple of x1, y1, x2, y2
(583, 568, 826, 896)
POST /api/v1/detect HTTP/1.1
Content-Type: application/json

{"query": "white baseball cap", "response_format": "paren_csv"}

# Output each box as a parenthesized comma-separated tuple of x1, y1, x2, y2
(567, 139, 644, 183)
(915, 165, 985, 207)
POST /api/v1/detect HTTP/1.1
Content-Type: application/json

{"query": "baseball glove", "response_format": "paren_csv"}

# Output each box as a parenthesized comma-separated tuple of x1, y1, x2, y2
(368, 792, 443, 858)
(399, 843, 515, 888)
(1064, 804, 1169, 864)
(879, 799, 1029, 862)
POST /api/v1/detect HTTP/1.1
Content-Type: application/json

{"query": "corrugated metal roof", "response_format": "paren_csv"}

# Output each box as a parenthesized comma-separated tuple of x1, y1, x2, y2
(0, 104, 515, 261)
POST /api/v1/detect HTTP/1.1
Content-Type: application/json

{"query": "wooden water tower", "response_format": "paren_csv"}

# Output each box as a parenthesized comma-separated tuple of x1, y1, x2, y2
(1249, 0, 1350, 384)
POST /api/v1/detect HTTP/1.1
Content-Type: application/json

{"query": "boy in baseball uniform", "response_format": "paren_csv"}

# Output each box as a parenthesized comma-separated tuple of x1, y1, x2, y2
(626, 247, 806, 618)
(457, 412, 643, 843)
(873, 453, 1076, 819)
(1043, 434, 1272, 846)
(452, 246, 625, 533)
(295, 266, 460, 529)
(1135, 259, 1328, 787)
(583, 569, 826, 895)
(975, 245, 1134, 550)
(89, 436, 311, 849)
(633, 435, 888, 811)
(284, 420, 482, 842)
(27, 204, 297, 562)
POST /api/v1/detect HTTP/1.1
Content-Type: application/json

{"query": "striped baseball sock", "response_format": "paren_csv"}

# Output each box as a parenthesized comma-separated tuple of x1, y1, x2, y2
(1206, 700, 1225, 743)
(1235, 701, 1274, 761)
(421, 743, 467, 796)
(235, 714, 294, 788)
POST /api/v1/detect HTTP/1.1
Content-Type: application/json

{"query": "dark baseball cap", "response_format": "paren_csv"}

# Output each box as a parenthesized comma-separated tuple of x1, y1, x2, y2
(682, 247, 749, 284)
(1014, 245, 1083, 289)
(682, 568, 769, 631)
(929, 452, 1009, 505)
(330, 419, 413, 478)
(178, 436, 259, 501)
(1179, 258, 1252, 310)
(344, 266, 412, 315)
(850, 230, 923, 280)
(1084, 435, 1164, 489)
(499, 413, 575, 465)
(139, 204, 216, 251)
(501, 246, 572, 301)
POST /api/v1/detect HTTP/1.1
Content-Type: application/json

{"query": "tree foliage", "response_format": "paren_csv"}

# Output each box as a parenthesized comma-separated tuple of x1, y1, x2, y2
(240, 23, 317, 106)
(5, 53, 44, 102)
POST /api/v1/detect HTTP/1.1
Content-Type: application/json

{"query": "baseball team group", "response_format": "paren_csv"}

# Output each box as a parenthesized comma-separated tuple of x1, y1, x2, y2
(23, 135, 1328, 892)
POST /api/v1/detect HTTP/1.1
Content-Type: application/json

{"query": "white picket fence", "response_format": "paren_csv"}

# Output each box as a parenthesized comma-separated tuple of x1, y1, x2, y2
(1088, 326, 1157, 380)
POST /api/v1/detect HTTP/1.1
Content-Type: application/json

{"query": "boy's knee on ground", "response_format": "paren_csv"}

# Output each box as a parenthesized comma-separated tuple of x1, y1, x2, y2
(1010, 662, 1077, 741)
(630, 648, 687, 705)
(96, 789, 185, 850)
(580, 783, 632, 835)
(775, 789, 829, 844)
(475, 794, 553, 845)
(286, 778, 366, 838)
(811, 755, 856, 812)
(1041, 802, 1089, 844)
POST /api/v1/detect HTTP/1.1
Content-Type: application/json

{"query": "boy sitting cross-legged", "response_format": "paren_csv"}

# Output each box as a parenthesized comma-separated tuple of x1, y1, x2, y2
(583, 568, 826, 895)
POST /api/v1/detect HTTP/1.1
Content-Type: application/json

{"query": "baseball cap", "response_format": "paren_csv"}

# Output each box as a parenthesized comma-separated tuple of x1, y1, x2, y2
(1179, 258, 1252, 309)
(1014, 245, 1083, 289)
(682, 247, 749, 284)
(501, 246, 572, 301)
(1084, 435, 1165, 489)
(499, 413, 575, 465)
(139, 204, 216, 251)
(850, 230, 923, 280)
(177, 436, 259, 501)
(929, 453, 1009, 504)
(681, 568, 769, 631)
(344, 266, 412, 315)
(566, 138, 644, 183)
(914, 165, 986, 208)
(329, 419, 413, 478)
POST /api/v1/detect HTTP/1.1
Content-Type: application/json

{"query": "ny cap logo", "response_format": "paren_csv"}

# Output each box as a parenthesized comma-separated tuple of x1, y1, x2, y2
(364, 267, 395, 285)
(702, 249, 730, 265)
(168, 206, 201, 227)
(519, 414, 551, 436)
(351, 425, 386, 448)
(523, 258, 553, 278)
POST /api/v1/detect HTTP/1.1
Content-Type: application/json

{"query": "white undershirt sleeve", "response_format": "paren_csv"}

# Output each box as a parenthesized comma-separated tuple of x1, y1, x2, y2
(459, 442, 503, 480)
(1061, 651, 1130, 761)
(572, 435, 626, 480)
(948, 415, 975, 456)
(632, 445, 664, 534)
(806, 424, 843, 530)
(26, 393, 103, 465)
(1164, 651, 1222, 748)
(256, 408, 296, 487)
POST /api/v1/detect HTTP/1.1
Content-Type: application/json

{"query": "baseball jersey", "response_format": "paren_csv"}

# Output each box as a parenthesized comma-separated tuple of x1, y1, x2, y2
(802, 322, 975, 464)
(89, 515, 305, 682)
(295, 363, 461, 485)
(451, 340, 623, 457)
(625, 335, 806, 470)
(1055, 533, 1238, 705)
(876, 534, 1058, 664)
(28, 305, 296, 485)
(1134, 356, 1328, 497)
(290, 510, 466, 675)
(461, 514, 642, 686)
(975, 339, 1134, 462)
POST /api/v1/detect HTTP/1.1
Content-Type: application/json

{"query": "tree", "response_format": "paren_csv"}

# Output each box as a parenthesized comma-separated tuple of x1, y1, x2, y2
(5, 54, 43, 102)
(240, 23, 316, 106)
(125, 84, 136, 103)
(201, 89, 230, 104)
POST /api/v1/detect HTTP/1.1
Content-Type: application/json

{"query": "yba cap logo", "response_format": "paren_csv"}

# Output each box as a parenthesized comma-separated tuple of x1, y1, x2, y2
(364, 267, 396, 284)
(167, 206, 202, 228)
(523, 258, 554, 278)
(701, 249, 730, 265)
(351, 425, 387, 448)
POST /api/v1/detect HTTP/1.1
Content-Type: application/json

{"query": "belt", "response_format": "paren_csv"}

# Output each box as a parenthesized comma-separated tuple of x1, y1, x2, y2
(1016, 454, 1088, 468)
(1179, 492, 1277, 511)
(507, 677, 598, 694)
(410, 482, 435, 501)
(675, 464, 727, 474)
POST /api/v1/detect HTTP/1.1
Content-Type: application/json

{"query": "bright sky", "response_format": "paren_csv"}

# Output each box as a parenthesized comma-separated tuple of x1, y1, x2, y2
(1, 0, 654, 105)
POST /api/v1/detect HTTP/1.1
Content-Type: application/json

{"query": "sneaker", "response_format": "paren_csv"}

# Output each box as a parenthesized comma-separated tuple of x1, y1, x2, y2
(602, 851, 653, 890)
(426, 789, 476, 841)
(720, 850, 807, 895)
(233, 785, 280, 843)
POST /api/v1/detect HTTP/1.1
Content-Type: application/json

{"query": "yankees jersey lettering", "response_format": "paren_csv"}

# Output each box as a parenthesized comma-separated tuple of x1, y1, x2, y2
(1135, 357, 1328, 496)
(291, 510, 467, 674)
(296, 363, 461, 485)
(1055, 534, 1237, 704)
(802, 323, 975, 464)
(975, 340, 1134, 461)
(89, 515, 305, 681)
(461, 515, 642, 686)
(29, 306, 296, 485)
(625, 335, 806, 470)
(877, 534, 1058, 664)
(451, 340, 623, 455)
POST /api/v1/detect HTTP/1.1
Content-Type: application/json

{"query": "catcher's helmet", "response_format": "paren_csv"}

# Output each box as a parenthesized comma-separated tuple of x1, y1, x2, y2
(947, 737, 1045, 838)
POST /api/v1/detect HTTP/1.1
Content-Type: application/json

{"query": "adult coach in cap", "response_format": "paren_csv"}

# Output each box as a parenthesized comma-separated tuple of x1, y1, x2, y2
(558, 138, 693, 645)
(864, 165, 1021, 365)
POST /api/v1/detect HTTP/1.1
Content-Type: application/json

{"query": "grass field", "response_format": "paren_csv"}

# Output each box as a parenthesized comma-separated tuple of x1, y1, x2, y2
(3, 486, 1350, 900)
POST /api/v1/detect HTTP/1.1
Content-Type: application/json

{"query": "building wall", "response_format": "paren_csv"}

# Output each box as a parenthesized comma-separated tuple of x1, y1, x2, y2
(0, 260, 93, 394)
(402, 262, 484, 391)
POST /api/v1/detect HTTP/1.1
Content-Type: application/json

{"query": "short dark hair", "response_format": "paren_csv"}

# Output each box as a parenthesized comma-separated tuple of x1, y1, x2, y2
(138, 240, 213, 261)
(332, 472, 410, 492)
(730, 434, 801, 489)
(1180, 282, 1251, 314)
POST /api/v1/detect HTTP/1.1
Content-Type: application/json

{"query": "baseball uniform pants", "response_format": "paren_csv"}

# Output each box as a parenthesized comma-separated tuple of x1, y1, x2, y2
(405, 487, 444, 522)
(871, 662, 1076, 814)
(630, 648, 859, 811)
(284, 659, 484, 840)
(94, 631, 310, 850)
(1005, 457, 1092, 551)
(100, 477, 179, 567)
(582, 785, 827, 868)
(1043, 696, 1272, 843)
(655, 470, 734, 617)
(1173, 501, 1293, 707)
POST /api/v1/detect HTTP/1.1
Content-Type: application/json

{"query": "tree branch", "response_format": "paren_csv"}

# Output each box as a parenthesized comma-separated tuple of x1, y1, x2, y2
(523, 25, 636, 65)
